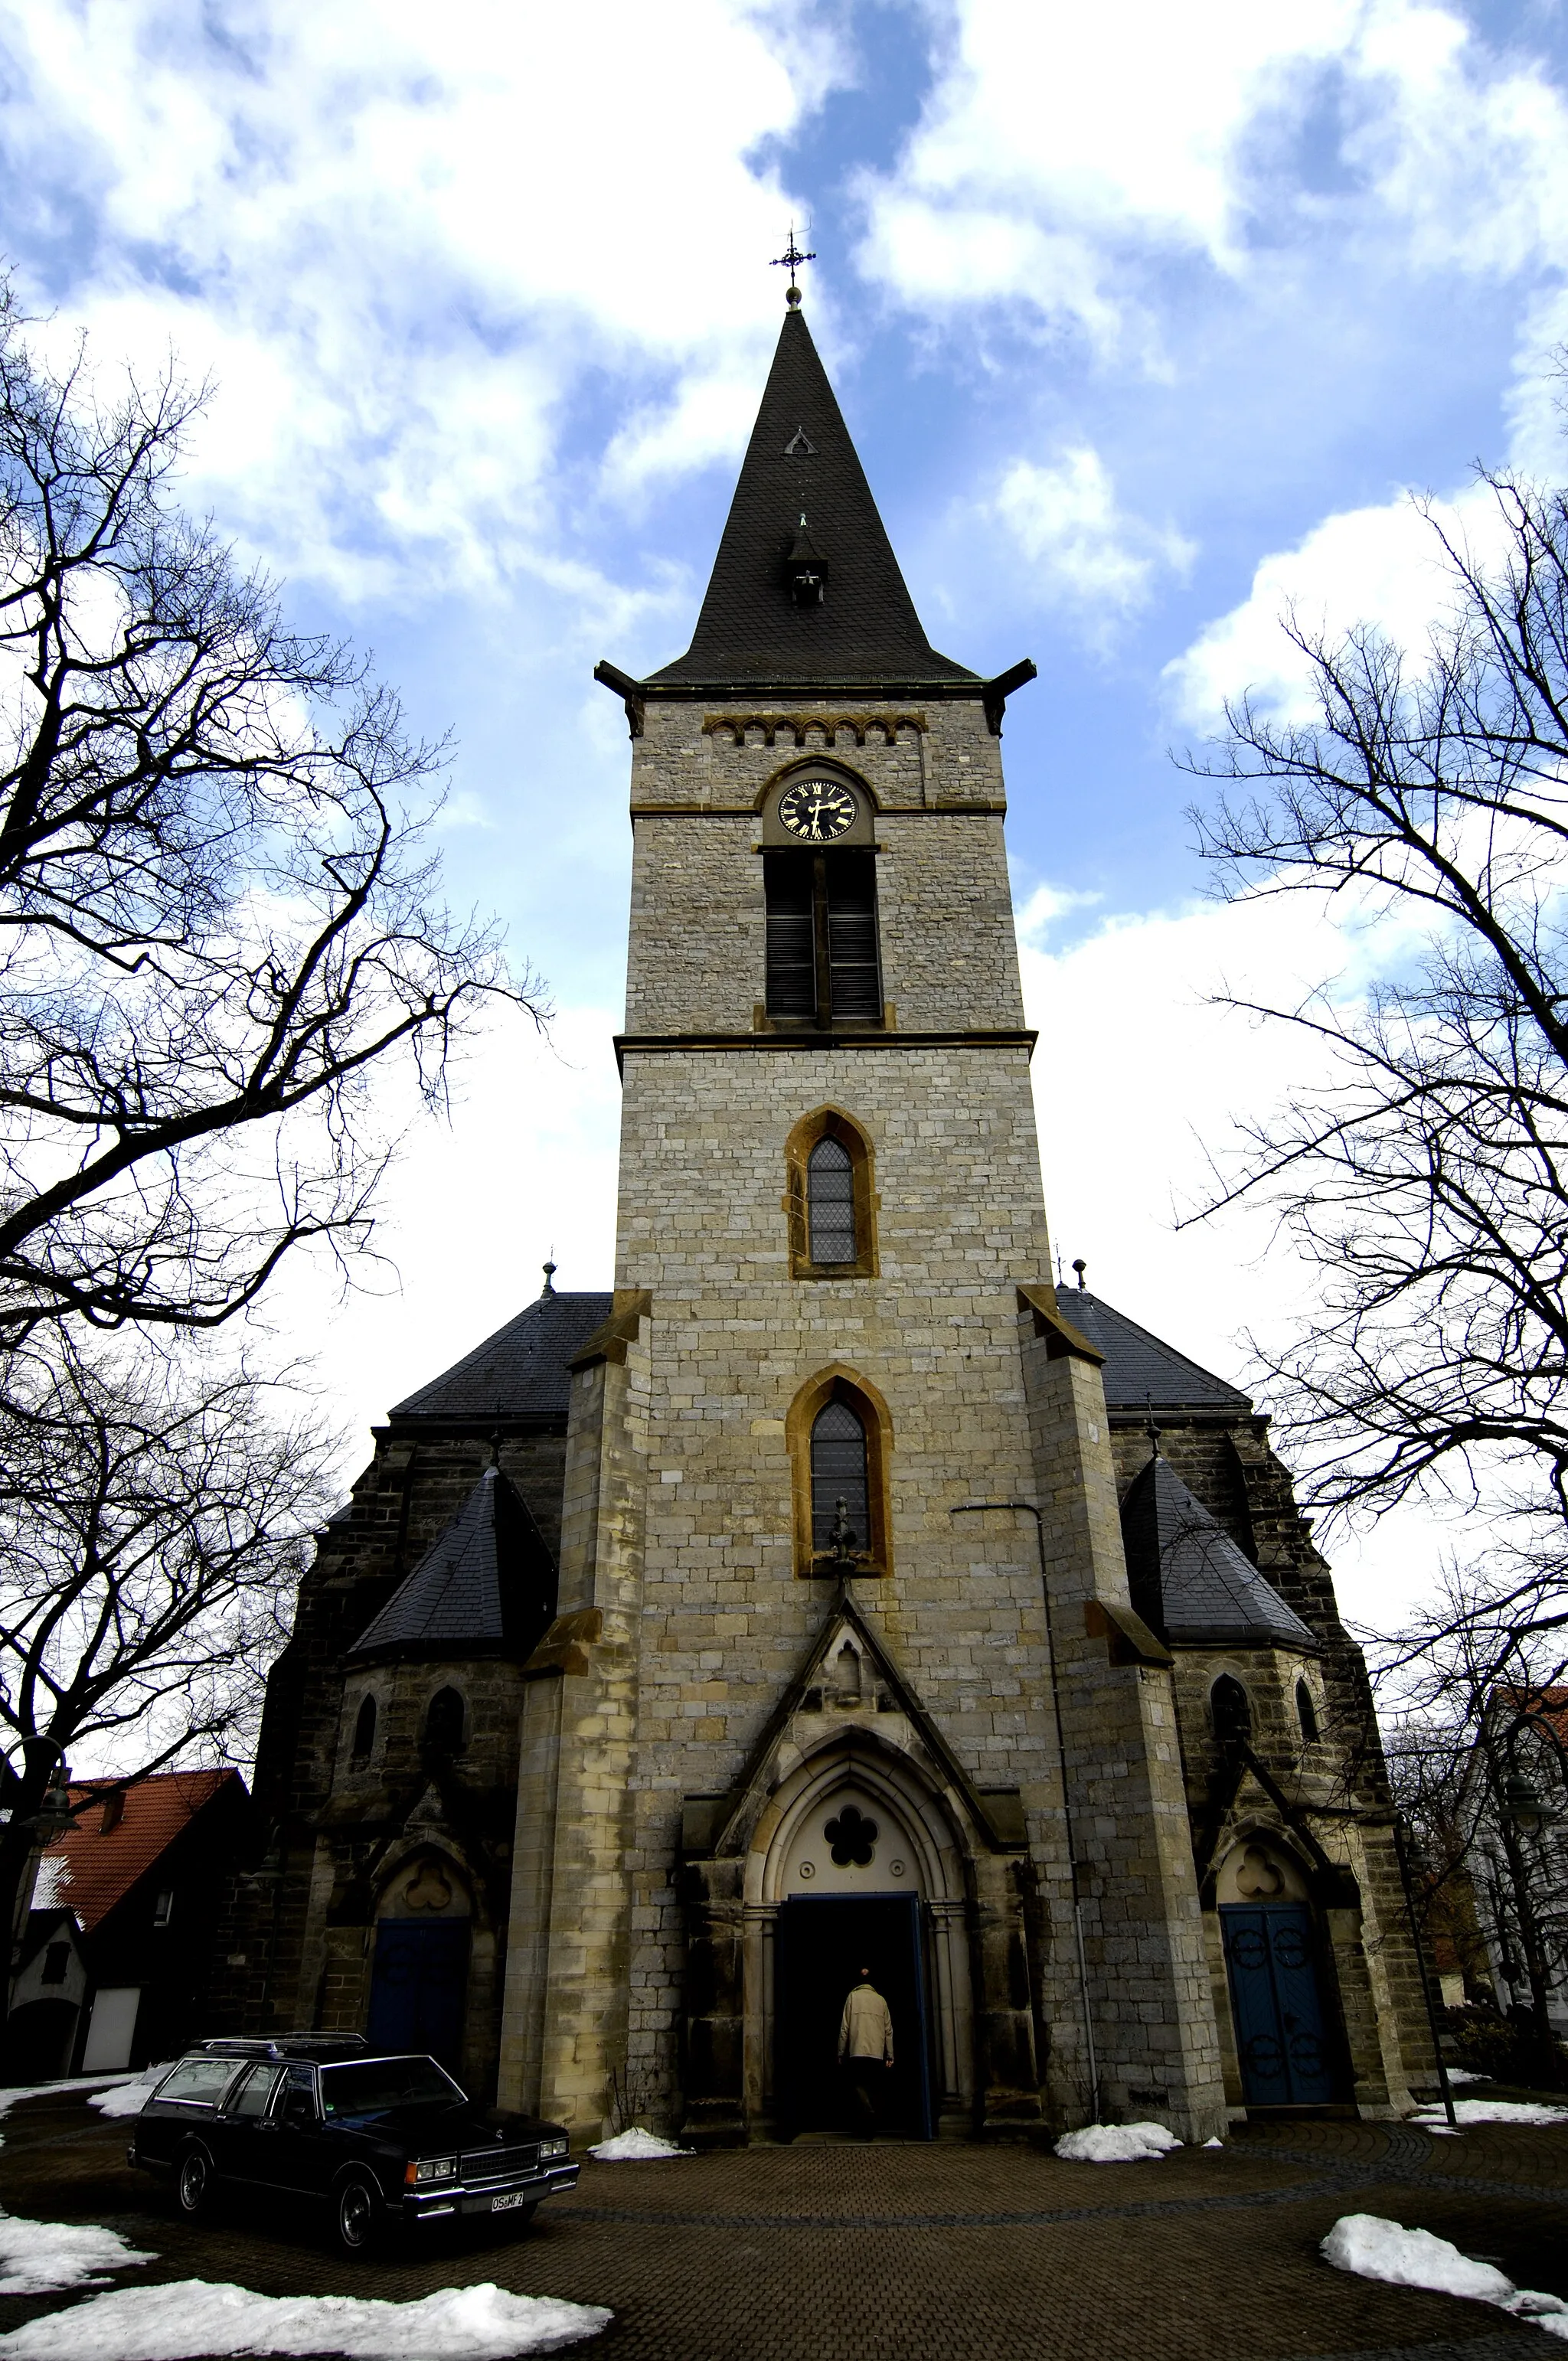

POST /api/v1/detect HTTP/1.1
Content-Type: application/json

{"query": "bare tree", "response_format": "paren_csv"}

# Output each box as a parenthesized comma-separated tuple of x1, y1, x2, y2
(0, 1332, 333, 1964)
(1184, 464, 1568, 1674)
(0, 269, 541, 1341)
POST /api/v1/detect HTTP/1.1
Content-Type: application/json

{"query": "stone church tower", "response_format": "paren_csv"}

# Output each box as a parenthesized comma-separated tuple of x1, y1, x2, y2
(225, 291, 1436, 2142)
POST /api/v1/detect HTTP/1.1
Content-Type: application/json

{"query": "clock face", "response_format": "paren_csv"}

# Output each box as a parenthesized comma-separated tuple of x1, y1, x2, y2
(777, 777, 858, 842)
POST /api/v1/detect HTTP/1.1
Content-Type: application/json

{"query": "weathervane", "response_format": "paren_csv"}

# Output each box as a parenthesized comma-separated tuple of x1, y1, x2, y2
(772, 223, 816, 308)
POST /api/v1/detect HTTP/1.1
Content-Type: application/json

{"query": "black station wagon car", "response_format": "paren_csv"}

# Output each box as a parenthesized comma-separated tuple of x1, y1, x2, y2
(128, 2036, 578, 2253)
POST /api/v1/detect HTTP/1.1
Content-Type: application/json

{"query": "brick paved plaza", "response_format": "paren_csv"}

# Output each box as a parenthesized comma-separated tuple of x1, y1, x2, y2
(2, 2090, 1566, 2360)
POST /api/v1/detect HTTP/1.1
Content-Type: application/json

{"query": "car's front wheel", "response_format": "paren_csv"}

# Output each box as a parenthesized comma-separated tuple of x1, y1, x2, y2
(334, 2172, 382, 2256)
(176, 2144, 214, 2219)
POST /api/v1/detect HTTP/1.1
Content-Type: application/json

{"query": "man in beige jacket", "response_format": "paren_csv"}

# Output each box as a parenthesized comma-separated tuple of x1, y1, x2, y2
(838, 1964, 894, 2128)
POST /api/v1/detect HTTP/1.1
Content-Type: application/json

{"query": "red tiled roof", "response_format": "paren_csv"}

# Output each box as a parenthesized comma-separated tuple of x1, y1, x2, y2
(36, 1769, 243, 1932)
(1496, 1686, 1568, 1747)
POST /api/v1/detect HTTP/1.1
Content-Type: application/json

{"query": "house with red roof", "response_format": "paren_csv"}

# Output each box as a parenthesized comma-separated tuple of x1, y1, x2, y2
(5, 1768, 251, 2079)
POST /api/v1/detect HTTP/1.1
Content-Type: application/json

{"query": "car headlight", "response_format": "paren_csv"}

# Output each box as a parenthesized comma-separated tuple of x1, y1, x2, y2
(407, 2155, 459, 2183)
(539, 2137, 569, 2160)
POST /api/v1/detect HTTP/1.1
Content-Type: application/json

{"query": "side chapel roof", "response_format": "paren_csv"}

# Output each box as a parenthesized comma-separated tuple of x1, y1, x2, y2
(1120, 1452, 1319, 1654)
(347, 1465, 555, 1664)
(390, 1290, 613, 1427)
(647, 305, 977, 691)
(1060, 1287, 1253, 1421)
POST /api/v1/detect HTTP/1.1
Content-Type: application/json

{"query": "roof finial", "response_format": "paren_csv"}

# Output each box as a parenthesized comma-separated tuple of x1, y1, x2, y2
(541, 1258, 557, 1298)
(772, 222, 815, 309)
(1071, 1257, 1087, 1290)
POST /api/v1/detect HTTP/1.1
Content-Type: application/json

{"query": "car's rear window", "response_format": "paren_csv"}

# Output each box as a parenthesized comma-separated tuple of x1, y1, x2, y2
(318, 2057, 465, 2117)
(154, 2057, 241, 2108)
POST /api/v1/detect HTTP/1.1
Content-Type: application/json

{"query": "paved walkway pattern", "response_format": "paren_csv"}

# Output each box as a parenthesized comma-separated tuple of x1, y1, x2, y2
(1, 2096, 1565, 2360)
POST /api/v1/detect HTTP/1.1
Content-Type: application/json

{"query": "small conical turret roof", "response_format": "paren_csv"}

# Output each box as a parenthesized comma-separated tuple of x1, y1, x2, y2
(649, 306, 975, 691)
(1120, 1453, 1319, 1653)
(346, 1466, 554, 1664)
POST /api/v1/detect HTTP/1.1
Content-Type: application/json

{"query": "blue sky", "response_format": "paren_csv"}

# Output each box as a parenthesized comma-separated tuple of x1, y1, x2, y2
(5, 0, 1567, 1620)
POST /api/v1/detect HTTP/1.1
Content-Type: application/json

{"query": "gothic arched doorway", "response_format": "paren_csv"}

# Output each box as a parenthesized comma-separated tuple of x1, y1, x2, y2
(366, 1851, 472, 2072)
(1217, 1837, 1342, 2108)
(747, 1736, 974, 2140)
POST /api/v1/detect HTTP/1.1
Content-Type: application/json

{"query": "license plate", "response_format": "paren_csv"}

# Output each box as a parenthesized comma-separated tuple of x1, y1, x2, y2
(491, 2190, 531, 2212)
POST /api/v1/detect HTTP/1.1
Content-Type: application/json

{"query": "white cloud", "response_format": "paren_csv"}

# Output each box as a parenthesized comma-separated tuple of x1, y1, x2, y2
(1165, 480, 1517, 729)
(0, 0, 850, 599)
(1021, 878, 1459, 1628)
(856, 0, 1568, 352)
(992, 449, 1194, 618)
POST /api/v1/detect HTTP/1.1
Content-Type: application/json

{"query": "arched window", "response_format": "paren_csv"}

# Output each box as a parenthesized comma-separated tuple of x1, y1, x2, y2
(789, 1370, 892, 1577)
(425, 1687, 465, 1753)
(1296, 1679, 1320, 1745)
(351, 1695, 377, 1761)
(785, 1107, 877, 1278)
(811, 1399, 870, 1559)
(808, 1136, 856, 1264)
(1210, 1675, 1251, 1752)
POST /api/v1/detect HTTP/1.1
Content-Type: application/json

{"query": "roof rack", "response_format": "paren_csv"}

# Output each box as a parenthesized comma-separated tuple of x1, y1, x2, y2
(198, 2033, 369, 2061)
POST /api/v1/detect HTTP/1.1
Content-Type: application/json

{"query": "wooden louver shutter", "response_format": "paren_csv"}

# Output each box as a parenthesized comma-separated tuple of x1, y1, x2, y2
(765, 853, 817, 1017)
(826, 853, 881, 1020)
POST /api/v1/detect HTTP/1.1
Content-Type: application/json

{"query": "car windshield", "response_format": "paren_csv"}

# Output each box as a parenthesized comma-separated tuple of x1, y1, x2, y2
(318, 2057, 466, 2118)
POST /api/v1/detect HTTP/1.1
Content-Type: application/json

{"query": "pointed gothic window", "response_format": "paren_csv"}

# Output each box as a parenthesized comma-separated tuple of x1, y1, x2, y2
(811, 1399, 870, 1558)
(808, 1136, 857, 1263)
(351, 1694, 377, 1761)
(425, 1687, 465, 1753)
(1210, 1675, 1251, 1752)
(1296, 1679, 1320, 1745)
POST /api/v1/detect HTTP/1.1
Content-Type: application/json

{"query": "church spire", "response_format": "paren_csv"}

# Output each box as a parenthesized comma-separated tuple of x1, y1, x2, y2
(648, 305, 976, 692)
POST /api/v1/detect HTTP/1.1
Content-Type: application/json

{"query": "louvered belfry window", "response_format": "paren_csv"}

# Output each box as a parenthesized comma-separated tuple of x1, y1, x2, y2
(811, 1397, 870, 1555)
(764, 850, 882, 1024)
(807, 1136, 856, 1263)
(764, 852, 817, 1017)
(825, 854, 881, 1018)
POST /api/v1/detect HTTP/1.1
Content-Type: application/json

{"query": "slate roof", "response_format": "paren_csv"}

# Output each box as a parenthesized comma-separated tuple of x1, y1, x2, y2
(1059, 1287, 1253, 1420)
(390, 1291, 613, 1427)
(35, 1770, 243, 1933)
(648, 306, 977, 691)
(1120, 1453, 1318, 1653)
(347, 1466, 555, 1664)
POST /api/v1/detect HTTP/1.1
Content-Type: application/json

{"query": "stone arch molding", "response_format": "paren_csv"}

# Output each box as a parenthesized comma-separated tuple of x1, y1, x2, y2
(742, 1726, 976, 2128)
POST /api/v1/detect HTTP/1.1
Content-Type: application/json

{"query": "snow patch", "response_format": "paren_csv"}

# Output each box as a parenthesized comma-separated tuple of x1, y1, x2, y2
(0, 2278, 610, 2358)
(1322, 2213, 1568, 2338)
(1054, 2121, 1180, 2163)
(586, 2128, 691, 2160)
(89, 2065, 176, 2119)
(0, 2210, 154, 2295)
(1412, 2098, 1568, 2128)
(0, 2075, 140, 2120)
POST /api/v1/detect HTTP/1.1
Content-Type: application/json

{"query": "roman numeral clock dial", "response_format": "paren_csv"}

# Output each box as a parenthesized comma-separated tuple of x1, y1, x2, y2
(777, 778, 858, 841)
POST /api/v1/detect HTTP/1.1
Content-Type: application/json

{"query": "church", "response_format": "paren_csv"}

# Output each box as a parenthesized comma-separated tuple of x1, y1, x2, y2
(226, 284, 1436, 2143)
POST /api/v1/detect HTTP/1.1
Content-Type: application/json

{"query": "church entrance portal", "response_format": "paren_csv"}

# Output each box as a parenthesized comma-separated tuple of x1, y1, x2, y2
(366, 1919, 470, 2070)
(1220, 1905, 1336, 2107)
(774, 1895, 934, 2139)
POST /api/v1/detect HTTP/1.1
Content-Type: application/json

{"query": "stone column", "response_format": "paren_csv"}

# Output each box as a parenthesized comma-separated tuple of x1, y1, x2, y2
(1018, 1293, 1228, 2141)
(497, 1295, 651, 2138)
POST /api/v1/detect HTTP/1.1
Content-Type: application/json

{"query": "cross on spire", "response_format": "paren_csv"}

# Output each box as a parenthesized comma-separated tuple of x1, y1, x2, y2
(771, 223, 816, 308)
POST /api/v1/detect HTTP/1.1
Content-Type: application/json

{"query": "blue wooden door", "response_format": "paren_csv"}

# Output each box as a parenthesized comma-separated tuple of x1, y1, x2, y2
(365, 1919, 469, 2072)
(1220, 1904, 1337, 2105)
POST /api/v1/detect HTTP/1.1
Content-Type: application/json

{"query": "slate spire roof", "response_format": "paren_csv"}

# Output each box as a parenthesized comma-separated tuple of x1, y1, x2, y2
(1120, 1451, 1318, 1653)
(390, 1290, 613, 1429)
(1057, 1287, 1253, 1420)
(648, 305, 976, 690)
(347, 1466, 555, 1664)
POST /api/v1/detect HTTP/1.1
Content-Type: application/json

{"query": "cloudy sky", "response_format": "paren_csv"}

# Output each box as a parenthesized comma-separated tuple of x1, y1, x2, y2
(5, 0, 1566, 1626)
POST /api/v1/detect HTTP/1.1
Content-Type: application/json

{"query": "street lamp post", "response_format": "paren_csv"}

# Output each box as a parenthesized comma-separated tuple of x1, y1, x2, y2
(952, 1498, 1101, 2124)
